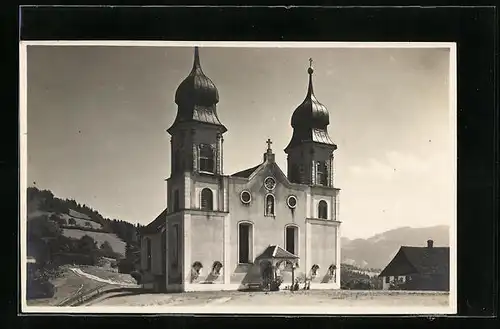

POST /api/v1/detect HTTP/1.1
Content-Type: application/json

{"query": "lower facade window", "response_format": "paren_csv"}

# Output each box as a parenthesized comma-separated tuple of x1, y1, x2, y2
(238, 223, 253, 264)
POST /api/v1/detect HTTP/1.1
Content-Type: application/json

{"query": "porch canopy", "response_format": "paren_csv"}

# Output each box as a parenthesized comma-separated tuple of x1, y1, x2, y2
(255, 245, 299, 268)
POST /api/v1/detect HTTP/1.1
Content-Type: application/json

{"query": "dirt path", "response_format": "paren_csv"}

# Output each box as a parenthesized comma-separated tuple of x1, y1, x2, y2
(70, 268, 137, 287)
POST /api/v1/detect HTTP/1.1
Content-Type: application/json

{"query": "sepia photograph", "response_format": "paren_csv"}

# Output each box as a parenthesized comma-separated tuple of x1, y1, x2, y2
(19, 41, 457, 314)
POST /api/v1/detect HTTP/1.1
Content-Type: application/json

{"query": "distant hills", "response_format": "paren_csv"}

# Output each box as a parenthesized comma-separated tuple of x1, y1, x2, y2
(341, 225, 450, 270)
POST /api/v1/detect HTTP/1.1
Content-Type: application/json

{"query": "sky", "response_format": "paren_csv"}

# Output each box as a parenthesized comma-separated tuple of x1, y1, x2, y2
(25, 44, 454, 239)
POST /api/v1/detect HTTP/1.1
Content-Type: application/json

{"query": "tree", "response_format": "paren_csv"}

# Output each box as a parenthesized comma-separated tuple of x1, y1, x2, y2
(27, 215, 62, 239)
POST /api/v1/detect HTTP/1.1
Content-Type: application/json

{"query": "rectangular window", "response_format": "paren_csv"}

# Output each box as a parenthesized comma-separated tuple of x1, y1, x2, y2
(172, 224, 179, 268)
(173, 190, 180, 212)
(385, 276, 390, 283)
(286, 226, 297, 255)
(239, 224, 251, 264)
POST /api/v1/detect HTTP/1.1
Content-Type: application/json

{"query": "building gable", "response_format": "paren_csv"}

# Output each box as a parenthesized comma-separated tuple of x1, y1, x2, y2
(379, 248, 418, 277)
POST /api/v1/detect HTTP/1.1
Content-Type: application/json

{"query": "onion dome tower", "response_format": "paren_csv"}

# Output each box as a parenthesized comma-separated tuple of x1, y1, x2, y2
(167, 46, 227, 134)
(284, 59, 337, 187)
(167, 47, 227, 177)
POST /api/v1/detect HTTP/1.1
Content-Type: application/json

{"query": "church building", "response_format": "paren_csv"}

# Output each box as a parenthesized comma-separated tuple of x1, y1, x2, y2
(139, 47, 341, 292)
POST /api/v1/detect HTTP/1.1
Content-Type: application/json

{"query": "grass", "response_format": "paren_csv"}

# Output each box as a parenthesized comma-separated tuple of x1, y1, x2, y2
(62, 229, 126, 256)
(26, 265, 136, 306)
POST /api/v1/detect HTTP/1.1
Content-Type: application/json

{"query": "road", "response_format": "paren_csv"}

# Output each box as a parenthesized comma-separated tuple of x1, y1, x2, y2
(87, 289, 450, 308)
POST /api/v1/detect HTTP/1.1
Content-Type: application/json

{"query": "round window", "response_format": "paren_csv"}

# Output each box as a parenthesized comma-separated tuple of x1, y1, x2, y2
(287, 195, 298, 209)
(240, 190, 252, 204)
(264, 177, 276, 191)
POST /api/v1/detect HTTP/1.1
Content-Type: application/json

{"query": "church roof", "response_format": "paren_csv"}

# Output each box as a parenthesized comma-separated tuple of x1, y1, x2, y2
(256, 245, 299, 260)
(140, 207, 168, 235)
(285, 60, 337, 152)
(168, 47, 227, 134)
(231, 164, 261, 178)
(379, 243, 449, 277)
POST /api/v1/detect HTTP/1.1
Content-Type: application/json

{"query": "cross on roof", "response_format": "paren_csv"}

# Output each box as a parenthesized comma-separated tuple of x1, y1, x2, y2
(266, 138, 273, 150)
(309, 58, 313, 67)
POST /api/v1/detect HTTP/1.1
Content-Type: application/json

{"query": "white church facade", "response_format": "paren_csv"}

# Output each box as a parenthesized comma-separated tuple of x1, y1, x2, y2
(139, 47, 342, 292)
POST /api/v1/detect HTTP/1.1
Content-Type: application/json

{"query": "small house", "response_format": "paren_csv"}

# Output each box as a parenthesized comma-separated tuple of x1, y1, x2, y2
(379, 239, 449, 291)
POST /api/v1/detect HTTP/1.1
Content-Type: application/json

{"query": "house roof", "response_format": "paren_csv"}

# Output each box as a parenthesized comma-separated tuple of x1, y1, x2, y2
(256, 245, 299, 260)
(379, 246, 449, 277)
(140, 208, 168, 235)
(231, 164, 261, 178)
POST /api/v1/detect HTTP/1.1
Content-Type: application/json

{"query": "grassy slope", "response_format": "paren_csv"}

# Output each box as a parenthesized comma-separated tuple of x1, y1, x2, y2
(27, 265, 136, 306)
(62, 229, 126, 257)
(28, 206, 125, 257)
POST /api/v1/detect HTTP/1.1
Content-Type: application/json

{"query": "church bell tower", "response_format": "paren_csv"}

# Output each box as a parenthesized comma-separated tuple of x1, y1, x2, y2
(284, 59, 337, 187)
(167, 47, 227, 178)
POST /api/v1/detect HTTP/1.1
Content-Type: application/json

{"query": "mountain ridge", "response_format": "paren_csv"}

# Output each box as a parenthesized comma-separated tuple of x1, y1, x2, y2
(341, 225, 450, 270)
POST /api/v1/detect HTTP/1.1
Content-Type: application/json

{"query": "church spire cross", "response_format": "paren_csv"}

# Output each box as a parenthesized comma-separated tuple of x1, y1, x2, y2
(309, 57, 313, 68)
(266, 138, 273, 151)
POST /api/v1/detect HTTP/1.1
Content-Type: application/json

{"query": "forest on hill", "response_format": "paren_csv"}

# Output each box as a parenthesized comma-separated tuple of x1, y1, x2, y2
(26, 187, 143, 298)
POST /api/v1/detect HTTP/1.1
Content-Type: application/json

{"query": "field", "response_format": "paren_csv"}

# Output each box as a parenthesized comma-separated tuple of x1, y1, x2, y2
(88, 289, 450, 310)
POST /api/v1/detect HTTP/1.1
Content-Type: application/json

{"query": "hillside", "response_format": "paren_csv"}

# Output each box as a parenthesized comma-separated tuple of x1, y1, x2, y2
(27, 187, 139, 264)
(341, 225, 450, 270)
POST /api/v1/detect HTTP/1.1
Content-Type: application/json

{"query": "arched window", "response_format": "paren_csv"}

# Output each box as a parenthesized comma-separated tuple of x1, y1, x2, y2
(318, 200, 328, 219)
(145, 238, 152, 271)
(238, 222, 253, 264)
(316, 161, 327, 186)
(201, 188, 213, 211)
(199, 144, 214, 173)
(265, 194, 275, 216)
(285, 225, 299, 255)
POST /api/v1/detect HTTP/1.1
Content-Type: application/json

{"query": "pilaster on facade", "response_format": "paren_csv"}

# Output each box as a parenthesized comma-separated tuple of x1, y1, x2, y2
(330, 154, 335, 187)
(184, 172, 191, 209)
(164, 225, 169, 287)
(192, 143, 198, 172)
(305, 220, 311, 279)
(220, 136, 224, 175)
(223, 213, 230, 284)
(335, 223, 341, 283)
(216, 133, 222, 175)
(183, 213, 192, 286)
(311, 160, 316, 185)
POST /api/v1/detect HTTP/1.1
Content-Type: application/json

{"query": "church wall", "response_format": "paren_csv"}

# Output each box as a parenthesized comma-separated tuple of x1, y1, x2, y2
(190, 175, 221, 211)
(150, 232, 163, 275)
(166, 213, 184, 285)
(309, 222, 339, 285)
(227, 169, 309, 285)
(188, 213, 225, 284)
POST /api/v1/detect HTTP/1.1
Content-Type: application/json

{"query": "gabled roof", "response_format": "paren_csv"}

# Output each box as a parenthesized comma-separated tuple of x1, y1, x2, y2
(379, 246, 449, 277)
(256, 245, 299, 260)
(140, 208, 168, 235)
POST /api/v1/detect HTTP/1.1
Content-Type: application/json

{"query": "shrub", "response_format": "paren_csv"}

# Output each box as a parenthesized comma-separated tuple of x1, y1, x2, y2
(26, 268, 56, 299)
(118, 258, 134, 274)
(130, 271, 142, 284)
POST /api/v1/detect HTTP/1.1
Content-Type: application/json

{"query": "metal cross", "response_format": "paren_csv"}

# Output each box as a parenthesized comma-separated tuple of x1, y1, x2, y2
(309, 58, 313, 67)
(266, 138, 273, 150)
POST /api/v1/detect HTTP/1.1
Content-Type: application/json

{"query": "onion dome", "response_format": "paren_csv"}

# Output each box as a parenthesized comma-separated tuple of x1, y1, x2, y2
(168, 47, 226, 134)
(285, 59, 336, 152)
(174, 47, 219, 106)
